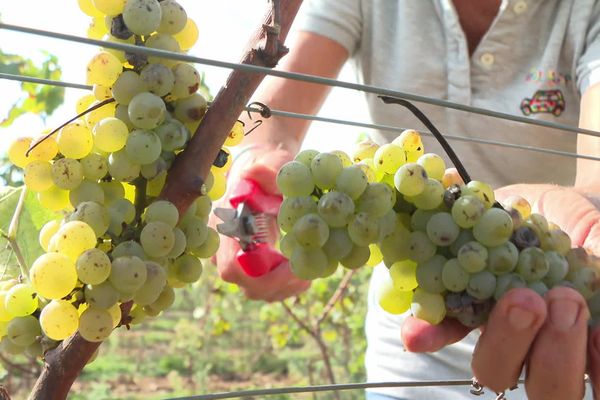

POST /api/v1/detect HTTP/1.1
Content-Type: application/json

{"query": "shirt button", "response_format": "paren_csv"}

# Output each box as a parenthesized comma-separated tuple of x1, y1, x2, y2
(513, 1, 528, 14)
(480, 53, 495, 67)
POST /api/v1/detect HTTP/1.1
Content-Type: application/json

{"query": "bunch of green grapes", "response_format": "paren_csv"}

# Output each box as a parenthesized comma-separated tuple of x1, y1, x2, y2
(0, 0, 242, 359)
(277, 129, 600, 328)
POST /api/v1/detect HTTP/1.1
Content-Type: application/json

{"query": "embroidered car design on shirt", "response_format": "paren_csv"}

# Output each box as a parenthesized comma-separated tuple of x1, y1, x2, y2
(520, 89, 565, 116)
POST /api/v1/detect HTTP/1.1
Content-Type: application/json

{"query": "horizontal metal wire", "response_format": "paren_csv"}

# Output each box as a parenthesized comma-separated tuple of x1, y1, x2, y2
(165, 379, 512, 400)
(3, 71, 599, 163)
(2, 22, 600, 139)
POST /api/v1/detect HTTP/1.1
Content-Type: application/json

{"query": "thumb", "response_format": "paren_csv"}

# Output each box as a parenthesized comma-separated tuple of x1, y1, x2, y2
(401, 316, 472, 352)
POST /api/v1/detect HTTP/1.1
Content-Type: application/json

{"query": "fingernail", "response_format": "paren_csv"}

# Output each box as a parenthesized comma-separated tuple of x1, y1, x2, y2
(549, 299, 579, 331)
(508, 306, 536, 330)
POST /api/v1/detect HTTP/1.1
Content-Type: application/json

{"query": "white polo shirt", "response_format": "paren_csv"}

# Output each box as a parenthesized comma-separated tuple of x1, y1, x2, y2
(300, 0, 600, 398)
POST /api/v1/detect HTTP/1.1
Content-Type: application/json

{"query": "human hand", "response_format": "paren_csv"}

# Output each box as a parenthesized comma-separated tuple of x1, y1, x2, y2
(210, 145, 311, 301)
(401, 185, 600, 399)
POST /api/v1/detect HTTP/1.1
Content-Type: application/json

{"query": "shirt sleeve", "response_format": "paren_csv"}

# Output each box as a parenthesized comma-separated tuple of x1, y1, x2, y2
(298, 0, 362, 56)
(576, 3, 600, 94)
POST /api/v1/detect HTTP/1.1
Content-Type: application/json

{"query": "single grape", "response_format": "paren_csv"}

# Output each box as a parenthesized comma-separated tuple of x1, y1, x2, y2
(170, 63, 201, 99)
(39, 219, 61, 251)
(487, 241, 519, 275)
(278, 196, 318, 232)
(294, 149, 320, 168)
(51, 158, 84, 190)
(467, 270, 497, 300)
(146, 34, 181, 67)
(276, 161, 314, 197)
(67, 201, 110, 237)
(426, 212, 460, 246)
(451, 195, 485, 228)
(86, 52, 122, 86)
(379, 225, 411, 265)
(494, 273, 526, 300)
(378, 278, 413, 315)
(133, 262, 167, 305)
(140, 221, 176, 257)
(394, 163, 428, 196)
(77, 248, 112, 285)
(290, 247, 327, 280)
(463, 181, 495, 209)
(416, 254, 446, 294)
(109, 256, 148, 293)
(473, 208, 513, 247)
(78, 307, 113, 342)
(348, 212, 380, 246)
(189, 227, 220, 258)
(54, 220, 98, 260)
(407, 230, 437, 263)
(516, 247, 549, 282)
(30, 253, 77, 300)
(224, 121, 244, 147)
(442, 258, 470, 292)
(503, 195, 532, 219)
(84, 281, 119, 309)
(293, 213, 330, 248)
(389, 259, 418, 291)
(4, 284, 38, 317)
(181, 216, 208, 250)
(311, 152, 344, 190)
(351, 139, 379, 163)
(410, 209, 436, 232)
(173, 18, 198, 50)
(417, 153, 445, 181)
(335, 165, 368, 200)
(154, 119, 189, 151)
(411, 289, 446, 325)
(173, 93, 207, 123)
(373, 143, 406, 174)
(317, 191, 354, 228)
(122, 0, 162, 35)
(6, 316, 40, 347)
(23, 161, 54, 192)
(339, 245, 370, 270)
(366, 244, 384, 267)
(58, 122, 93, 159)
(543, 251, 569, 287)
(93, 117, 129, 152)
(108, 150, 141, 182)
(112, 70, 147, 105)
(128, 93, 166, 130)
(406, 178, 444, 210)
(80, 153, 109, 181)
(356, 182, 395, 218)
(457, 241, 488, 273)
(37, 186, 70, 211)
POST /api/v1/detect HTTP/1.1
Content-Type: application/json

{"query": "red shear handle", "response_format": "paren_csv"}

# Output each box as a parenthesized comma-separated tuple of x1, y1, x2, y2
(229, 178, 282, 215)
(237, 243, 287, 277)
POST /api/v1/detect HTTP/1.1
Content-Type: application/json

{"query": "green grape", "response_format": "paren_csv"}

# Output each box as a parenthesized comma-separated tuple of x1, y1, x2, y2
(347, 212, 380, 246)
(107, 303, 122, 328)
(181, 216, 208, 250)
(173, 18, 198, 50)
(294, 149, 319, 168)
(494, 273, 526, 300)
(51, 158, 84, 190)
(406, 178, 444, 210)
(101, 180, 125, 203)
(189, 227, 220, 258)
(279, 233, 299, 258)
(322, 228, 352, 260)
(58, 121, 93, 159)
(366, 244, 384, 267)
(208, 167, 227, 200)
(515, 247, 549, 282)
(173, 93, 207, 123)
(473, 208, 513, 247)
(411, 288, 446, 325)
(357, 159, 379, 183)
(5, 284, 38, 317)
(140, 63, 175, 97)
(339, 245, 370, 269)
(373, 143, 406, 174)
(76, 93, 96, 115)
(351, 139, 379, 163)
(377, 209, 398, 241)
(331, 150, 352, 167)
(128, 305, 148, 325)
(112, 71, 147, 105)
(417, 153, 445, 181)
(30, 253, 77, 300)
(109, 256, 148, 293)
(407, 230, 437, 263)
(527, 281, 549, 297)
(378, 278, 412, 315)
(78, 307, 113, 342)
(109, 198, 135, 223)
(410, 209, 436, 232)
(141, 221, 175, 257)
(426, 212, 460, 246)
(85, 281, 119, 309)
(37, 186, 70, 211)
(467, 271, 497, 300)
(547, 229, 571, 255)
(167, 228, 187, 259)
(451, 195, 485, 228)
(393, 129, 423, 159)
(543, 251, 569, 287)
(68, 201, 110, 237)
(317, 191, 354, 228)
(6, 316, 40, 347)
(85, 101, 116, 129)
(487, 241, 519, 275)
(125, 129, 163, 165)
(144, 200, 179, 228)
(504, 195, 532, 219)
(278, 196, 317, 232)
(0, 336, 26, 355)
(92, 0, 125, 15)
(0, 292, 10, 322)
(154, 119, 189, 151)
(464, 180, 495, 209)
(8, 136, 34, 168)
(108, 150, 141, 182)
(290, 247, 327, 280)
(379, 224, 411, 265)
(133, 262, 167, 305)
(442, 258, 469, 292)
(149, 286, 175, 312)
(457, 241, 488, 273)
(39, 219, 61, 252)
(293, 213, 329, 248)
(416, 254, 446, 294)
(77, 248, 112, 285)
(93, 117, 129, 153)
(389, 259, 418, 291)
(86, 52, 122, 87)
(80, 153, 109, 181)
(194, 195, 212, 218)
(224, 121, 244, 147)
(128, 92, 166, 130)
(572, 267, 597, 299)
(170, 63, 201, 99)
(147, 170, 167, 197)
(311, 152, 344, 190)
(54, 220, 98, 260)
(122, 0, 161, 35)
(449, 229, 474, 256)
(276, 161, 314, 197)
(356, 182, 395, 217)
(393, 163, 427, 197)
(24, 161, 54, 192)
(79, 0, 103, 17)
(173, 254, 203, 283)
(146, 34, 181, 67)
(335, 165, 368, 200)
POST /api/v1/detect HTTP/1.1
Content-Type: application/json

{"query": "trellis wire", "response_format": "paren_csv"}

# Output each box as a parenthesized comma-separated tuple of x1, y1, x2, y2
(2, 22, 600, 139)
(3, 72, 600, 163)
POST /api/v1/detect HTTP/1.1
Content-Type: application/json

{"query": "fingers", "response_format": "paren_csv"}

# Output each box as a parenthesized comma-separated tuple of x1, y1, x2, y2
(401, 316, 472, 352)
(587, 323, 600, 399)
(472, 288, 547, 393)
(525, 287, 589, 400)
(240, 261, 311, 302)
(240, 148, 294, 194)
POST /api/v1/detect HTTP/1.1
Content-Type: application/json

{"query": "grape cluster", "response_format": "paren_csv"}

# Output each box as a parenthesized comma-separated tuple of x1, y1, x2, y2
(277, 130, 600, 327)
(0, 0, 240, 359)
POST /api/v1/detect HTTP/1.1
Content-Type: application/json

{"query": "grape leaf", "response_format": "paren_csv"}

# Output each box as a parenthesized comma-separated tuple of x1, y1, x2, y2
(0, 186, 56, 280)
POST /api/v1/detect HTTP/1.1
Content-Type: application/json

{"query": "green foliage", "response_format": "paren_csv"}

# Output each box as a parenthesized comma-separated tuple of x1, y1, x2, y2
(0, 187, 56, 279)
(0, 49, 65, 127)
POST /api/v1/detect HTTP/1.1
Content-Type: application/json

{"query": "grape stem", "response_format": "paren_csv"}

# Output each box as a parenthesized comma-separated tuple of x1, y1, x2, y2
(378, 96, 472, 184)
(2, 186, 29, 280)
(25, 98, 116, 157)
